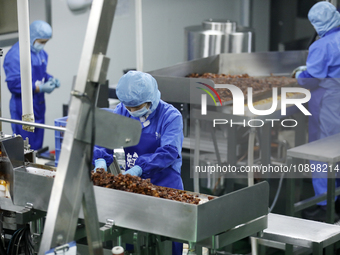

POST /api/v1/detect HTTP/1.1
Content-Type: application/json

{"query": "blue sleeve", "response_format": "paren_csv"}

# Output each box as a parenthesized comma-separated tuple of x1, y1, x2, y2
(6, 79, 22, 95)
(42, 51, 53, 81)
(92, 146, 113, 167)
(296, 42, 326, 90)
(45, 73, 53, 81)
(135, 113, 183, 177)
(4, 44, 40, 95)
(297, 70, 321, 90)
(306, 41, 328, 78)
(4, 46, 23, 95)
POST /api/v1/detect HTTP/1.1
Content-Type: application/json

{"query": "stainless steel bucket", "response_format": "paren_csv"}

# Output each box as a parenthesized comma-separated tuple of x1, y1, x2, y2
(185, 19, 255, 61)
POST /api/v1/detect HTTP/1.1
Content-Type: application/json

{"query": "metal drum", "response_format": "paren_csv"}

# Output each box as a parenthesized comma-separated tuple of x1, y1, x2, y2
(185, 19, 254, 60)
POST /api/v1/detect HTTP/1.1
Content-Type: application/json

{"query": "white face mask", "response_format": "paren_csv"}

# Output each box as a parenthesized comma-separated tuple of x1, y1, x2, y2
(127, 106, 149, 118)
(33, 42, 45, 52)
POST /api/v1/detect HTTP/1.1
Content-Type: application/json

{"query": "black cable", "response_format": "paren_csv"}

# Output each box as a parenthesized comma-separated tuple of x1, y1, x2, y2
(9, 228, 25, 255)
(10, 225, 34, 255)
(23, 225, 34, 255)
(7, 228, 22, 255)
(26, 227, 34, 252)
(15, 229, 25, 255)
(270, 173, 285, 212)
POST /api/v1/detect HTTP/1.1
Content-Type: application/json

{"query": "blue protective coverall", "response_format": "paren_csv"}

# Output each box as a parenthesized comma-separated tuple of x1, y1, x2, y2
(297, 3, 340, 205)
(94, 100, 184, 190)
(3, 21, 53, 150)
(93, 71, 184, 255)
(4, 42, 52, 150)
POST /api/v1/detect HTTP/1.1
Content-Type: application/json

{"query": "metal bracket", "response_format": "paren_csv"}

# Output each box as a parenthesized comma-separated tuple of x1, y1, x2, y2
(89, 53, 110, 84)
(15, 202, 46, 224)
(99, 218, 115, 242)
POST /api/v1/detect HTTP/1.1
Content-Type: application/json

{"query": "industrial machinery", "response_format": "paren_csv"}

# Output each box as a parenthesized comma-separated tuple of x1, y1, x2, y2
(0, 1, 270, 255)
(0, 134, 269, 254)
(148, 50, 309, 193)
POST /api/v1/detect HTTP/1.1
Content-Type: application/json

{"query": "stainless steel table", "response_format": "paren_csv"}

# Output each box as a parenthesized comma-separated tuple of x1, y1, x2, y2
(257, 213, 340, 255)
(286, 133, 340, 255)
(286, 133, 340, 222)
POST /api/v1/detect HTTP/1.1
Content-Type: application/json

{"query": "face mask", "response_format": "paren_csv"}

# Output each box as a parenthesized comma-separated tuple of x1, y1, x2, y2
(128, 106, 149, 118)
(33, 42, 45, 52)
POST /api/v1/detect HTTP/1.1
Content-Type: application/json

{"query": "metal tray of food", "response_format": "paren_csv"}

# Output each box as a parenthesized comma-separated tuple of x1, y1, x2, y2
(11, 167, 269, 242)
(147, 50, 308, 106)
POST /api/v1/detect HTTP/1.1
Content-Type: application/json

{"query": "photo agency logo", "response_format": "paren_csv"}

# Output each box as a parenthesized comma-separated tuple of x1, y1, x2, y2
(196, 82, 312, 128)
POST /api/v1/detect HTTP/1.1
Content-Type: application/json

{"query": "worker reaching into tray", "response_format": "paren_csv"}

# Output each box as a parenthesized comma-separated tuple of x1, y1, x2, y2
(92, 71, 184, 255)
(292, 1, 340, 222)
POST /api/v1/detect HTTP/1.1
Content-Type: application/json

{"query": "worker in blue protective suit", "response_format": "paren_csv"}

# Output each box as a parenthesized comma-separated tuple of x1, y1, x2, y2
(93, 71, 184, 255)
(3, 20, 60, 150)
(292, 1, 340, 222)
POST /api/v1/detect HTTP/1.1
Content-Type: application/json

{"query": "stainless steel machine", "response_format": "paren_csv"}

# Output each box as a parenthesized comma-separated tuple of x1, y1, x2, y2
(0, 134, 269, 254)
(0, 1, 270, 255)
(147, 50, 309, 193)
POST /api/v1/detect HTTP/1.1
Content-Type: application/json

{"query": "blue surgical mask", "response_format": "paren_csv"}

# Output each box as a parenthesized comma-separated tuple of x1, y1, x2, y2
(33, 42, 45, 53)
(128, 106, 149, 118)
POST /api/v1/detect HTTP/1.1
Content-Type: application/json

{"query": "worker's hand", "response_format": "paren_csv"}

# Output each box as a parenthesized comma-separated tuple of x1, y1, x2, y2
(49, 77, 60, 88)
(291, 65, 307, 78)
(123, 165, 142, 177)
(94, 158, 107, 172)
(38, 80, 56, 94)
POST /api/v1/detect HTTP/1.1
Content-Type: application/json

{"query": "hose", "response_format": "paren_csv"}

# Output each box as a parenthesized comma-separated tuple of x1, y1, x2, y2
(6, 225, 34, 255)
(269, 173, 285, 212)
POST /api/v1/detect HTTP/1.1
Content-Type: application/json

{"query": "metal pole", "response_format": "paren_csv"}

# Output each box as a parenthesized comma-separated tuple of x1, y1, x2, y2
(17, 0, 35, 132)
(194, 119, 200, 193)
(39, 0, 118, 253)
(135, 0, 144, 71)
(0, 117, 66, 132)
(240, 0, 253, 27)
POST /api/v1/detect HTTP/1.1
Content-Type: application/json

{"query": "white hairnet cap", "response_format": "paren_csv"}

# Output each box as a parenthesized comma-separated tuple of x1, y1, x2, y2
(308, 1, 340, 37)
(30, 20, 52, 47)
(116, 71, 161, 113)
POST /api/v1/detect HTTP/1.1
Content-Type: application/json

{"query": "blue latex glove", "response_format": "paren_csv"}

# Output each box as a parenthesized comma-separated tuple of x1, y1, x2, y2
(123, 165, 142, 177)
(38, 80, 56, 93)
(94, 158, 107, 172)
(291, 65, 307, 78)
(49, 77, 60, 88)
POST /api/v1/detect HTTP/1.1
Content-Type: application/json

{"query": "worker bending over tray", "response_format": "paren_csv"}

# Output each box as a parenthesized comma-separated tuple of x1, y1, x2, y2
(92, 71, 184, 255)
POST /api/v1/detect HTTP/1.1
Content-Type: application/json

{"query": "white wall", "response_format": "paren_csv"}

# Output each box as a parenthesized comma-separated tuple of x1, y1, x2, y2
(1, 0, 270, 150)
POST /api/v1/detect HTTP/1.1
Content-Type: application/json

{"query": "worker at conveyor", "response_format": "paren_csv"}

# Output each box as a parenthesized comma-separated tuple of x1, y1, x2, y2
(93, 71, 184, 255)
(292, 1, 340, 222)
(3, 20, 60, 150)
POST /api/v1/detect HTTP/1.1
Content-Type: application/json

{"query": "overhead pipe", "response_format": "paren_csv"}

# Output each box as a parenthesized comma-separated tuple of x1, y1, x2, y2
(17, 0, 35, 132)
(240, 0, 253, 27)
(135, 0, 143, 71)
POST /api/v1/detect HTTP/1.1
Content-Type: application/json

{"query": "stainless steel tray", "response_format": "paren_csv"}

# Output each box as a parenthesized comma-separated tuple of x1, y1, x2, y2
(147, 50, 308, 105)
(12, 167, 269, 242)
